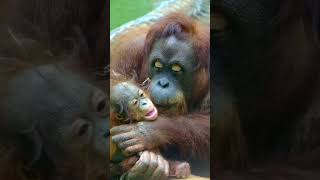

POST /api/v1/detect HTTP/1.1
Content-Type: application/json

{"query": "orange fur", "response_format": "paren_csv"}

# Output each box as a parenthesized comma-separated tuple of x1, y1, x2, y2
(112, 13, 210, 111)
(111, 13, 210, 176)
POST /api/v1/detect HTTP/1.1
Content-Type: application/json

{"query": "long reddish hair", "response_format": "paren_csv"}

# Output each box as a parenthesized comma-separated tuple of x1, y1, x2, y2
(141, 13, 210, 109)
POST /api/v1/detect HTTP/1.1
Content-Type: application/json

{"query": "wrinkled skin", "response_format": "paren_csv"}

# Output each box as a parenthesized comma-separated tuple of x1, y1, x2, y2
(121, 151, 169, 180)
(148, 36, 196, 112)
(111, 122, 154, 156)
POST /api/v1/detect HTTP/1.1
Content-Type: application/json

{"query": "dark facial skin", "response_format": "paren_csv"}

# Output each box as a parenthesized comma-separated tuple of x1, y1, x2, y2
(1, 64, 109, 178)
(111, 81, 158, 122)
(148, 35, 196, 110)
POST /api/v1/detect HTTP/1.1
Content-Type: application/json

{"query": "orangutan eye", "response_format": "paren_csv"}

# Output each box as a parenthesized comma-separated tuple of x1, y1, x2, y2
(72, 119, 91, 138)
(92, 90, 107, 115)
(138, 89, 145, 97)
(172, 64, 182, 72)
(96, 99, 106, 112)
(77, 123, 89, 137)
(130, 99, 139, 107)
(154, 60, 163, 69)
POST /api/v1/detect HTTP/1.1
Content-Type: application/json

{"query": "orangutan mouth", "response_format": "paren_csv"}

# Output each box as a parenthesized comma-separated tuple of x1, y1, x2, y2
(144, 107, 158, 120)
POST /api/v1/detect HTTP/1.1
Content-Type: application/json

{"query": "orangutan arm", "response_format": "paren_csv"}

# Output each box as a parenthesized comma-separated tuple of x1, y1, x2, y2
(110, 112, 210, 159)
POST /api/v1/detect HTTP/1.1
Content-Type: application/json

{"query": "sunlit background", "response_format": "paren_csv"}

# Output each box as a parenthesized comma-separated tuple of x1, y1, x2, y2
(110, 0, 154, 30)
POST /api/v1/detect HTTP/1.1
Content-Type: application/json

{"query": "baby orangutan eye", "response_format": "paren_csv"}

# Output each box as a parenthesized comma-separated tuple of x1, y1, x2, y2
(138, 89, 145, 97)
(130, 99, 139, 108)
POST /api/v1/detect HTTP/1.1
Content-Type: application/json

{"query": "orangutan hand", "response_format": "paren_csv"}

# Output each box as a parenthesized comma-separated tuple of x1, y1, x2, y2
(111, 121, 156, 156)
(121, 151, 169, 180)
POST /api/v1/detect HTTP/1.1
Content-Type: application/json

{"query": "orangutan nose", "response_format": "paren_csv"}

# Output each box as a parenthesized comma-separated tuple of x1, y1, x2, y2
(158, 78, 170, 88)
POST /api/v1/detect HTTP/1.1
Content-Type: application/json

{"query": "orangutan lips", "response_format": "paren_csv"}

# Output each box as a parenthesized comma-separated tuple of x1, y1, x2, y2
(144, 107, 158, 120)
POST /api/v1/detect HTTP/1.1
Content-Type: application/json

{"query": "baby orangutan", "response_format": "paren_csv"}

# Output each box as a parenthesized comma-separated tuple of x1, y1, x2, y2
(111, 81, 158, 124)
(110, 76, 191, 179)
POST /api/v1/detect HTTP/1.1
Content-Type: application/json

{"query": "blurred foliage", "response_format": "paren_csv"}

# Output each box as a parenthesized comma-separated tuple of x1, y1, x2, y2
(110, 0, 153, 30)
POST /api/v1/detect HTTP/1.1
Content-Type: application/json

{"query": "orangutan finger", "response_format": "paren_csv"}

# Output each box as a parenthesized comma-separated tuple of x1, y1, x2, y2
(149, 155, 166, 180)
(110, 125, 133, 135)
(163, 157, 169, 177)
(112, 132, 136, 144)
(176, 162, 191, 178)
(144, 152, 158, 179)
(128, 151, 150, 177)
(124, 144, 145, 156)
(118, 138, 140, 149)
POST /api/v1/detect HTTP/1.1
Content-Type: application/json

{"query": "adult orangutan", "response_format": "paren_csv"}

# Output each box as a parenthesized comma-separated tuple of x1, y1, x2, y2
(0, 0, 108, 179)
(0, 27, 108, 180)
(213, 0, 320, 179)
(110, 13, 210, 178)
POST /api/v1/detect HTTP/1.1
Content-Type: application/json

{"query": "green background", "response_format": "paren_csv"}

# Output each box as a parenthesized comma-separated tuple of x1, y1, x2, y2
(110, 0, 153, 31)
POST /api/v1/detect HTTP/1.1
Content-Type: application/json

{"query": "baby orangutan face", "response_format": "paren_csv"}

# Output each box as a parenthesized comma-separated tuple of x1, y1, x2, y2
(111, 82, 158, 122)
